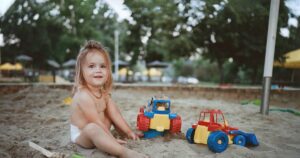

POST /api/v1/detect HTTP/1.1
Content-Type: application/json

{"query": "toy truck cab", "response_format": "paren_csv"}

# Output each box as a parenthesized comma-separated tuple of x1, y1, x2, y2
(137, 96, 181, 137)
(186, 109, 259, 153)
(146, 96, 171, 114)
(196, 109, 237, 133)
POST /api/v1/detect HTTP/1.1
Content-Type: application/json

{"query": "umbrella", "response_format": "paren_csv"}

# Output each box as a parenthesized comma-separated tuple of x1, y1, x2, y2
(274, 49, 300, 69)
(147, 60, 169, 68)
(0, 62, 15, 70)
(14, 63, 23, 70)
(0, 63, 23, 70)
(47, 60, 60, 68)
(16, 54, 32, 61)
(62, 59, 76, 67)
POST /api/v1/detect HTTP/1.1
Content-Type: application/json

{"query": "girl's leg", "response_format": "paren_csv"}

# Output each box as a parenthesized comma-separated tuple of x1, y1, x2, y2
(75, 123, 147, 158)
(76, 123, 123, 153)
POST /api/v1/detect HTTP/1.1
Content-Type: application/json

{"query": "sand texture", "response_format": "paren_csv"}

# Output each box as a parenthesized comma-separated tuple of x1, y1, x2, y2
(0, 85, 299, 158)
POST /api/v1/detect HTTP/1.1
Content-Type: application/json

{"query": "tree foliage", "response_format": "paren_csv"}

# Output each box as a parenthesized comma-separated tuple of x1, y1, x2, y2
(123, 0, 298, 83)
(124, 0, 195, 66)
(0, 0, 119, 68)
(191, 0, 295, 83)
(0, 0, 299, 84)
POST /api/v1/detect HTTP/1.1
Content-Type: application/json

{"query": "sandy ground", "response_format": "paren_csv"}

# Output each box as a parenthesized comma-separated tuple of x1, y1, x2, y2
(0, 85, 299, 158)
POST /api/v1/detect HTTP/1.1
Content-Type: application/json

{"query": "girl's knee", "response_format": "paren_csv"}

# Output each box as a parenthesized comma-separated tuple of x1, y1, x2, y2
(84, 123, 98, 130)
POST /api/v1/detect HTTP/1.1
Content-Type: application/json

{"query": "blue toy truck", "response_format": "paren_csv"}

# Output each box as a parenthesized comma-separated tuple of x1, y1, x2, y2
(137, 96, 182, 138)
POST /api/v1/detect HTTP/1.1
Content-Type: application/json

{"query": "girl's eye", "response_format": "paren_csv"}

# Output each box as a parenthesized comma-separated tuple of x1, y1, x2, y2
(88, 65, 95, 68)
(101, 65, 106, 68)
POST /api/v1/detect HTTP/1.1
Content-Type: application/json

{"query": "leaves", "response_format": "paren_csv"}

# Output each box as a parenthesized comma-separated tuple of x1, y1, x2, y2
(0, 0, 119, 68)
(0, 0, 298, 83)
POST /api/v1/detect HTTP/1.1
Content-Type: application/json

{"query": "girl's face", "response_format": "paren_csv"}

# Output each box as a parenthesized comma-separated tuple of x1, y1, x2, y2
(82, 50, 108, 88)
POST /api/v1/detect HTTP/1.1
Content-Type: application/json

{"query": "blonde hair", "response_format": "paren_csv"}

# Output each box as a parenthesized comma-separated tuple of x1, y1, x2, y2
(72, 40, 113, 96)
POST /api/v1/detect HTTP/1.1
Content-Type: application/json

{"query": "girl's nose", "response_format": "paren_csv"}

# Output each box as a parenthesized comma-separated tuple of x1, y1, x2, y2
(95, 66, 103, 72)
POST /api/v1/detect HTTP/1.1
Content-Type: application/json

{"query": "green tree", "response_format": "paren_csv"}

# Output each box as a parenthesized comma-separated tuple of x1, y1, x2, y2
(0, 0, 119, 68)
(124, 0, 194, 65)
(0, 0, 65, 67)
(191, 0, 292, 83)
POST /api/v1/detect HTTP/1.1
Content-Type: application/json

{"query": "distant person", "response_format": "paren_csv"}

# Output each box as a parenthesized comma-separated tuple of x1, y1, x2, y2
(70, 40, 147, 158)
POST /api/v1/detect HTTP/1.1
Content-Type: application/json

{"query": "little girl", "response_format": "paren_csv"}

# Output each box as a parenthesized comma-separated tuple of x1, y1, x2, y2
(70, 40, 147, 158)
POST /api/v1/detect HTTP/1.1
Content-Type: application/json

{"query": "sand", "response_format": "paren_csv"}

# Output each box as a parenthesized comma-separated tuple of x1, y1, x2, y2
(0, 85, 299, 158)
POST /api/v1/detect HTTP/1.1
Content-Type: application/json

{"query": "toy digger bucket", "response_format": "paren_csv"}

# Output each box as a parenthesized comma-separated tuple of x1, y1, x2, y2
(245, 133, 259, 146)
(229, 130, 259, 146)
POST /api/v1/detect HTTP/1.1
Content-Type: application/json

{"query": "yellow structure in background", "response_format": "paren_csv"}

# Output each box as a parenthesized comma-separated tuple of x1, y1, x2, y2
(119, 67, 161, 77)
(143, 68, 162, 76)
(38, 75, 54, 82)
(14, 63, 23, 70)
(0, 62, 23, 70)
(119, 68, 127, 75)
(274, 49, 300, 69)
(0, 63, 15, 70)
(118, 68, 133, 76)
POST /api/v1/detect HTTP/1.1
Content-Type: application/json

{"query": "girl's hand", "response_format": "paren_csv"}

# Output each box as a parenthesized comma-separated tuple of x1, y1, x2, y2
(116, 139, 127, 145)
(128, 131, 143, 140)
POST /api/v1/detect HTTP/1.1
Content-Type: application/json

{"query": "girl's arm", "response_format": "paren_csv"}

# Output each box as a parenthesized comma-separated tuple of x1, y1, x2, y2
(106, 96, 139, 140)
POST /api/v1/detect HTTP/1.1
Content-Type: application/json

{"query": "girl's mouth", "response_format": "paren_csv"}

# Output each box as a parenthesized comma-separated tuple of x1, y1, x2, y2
(94, 76, 103, 79)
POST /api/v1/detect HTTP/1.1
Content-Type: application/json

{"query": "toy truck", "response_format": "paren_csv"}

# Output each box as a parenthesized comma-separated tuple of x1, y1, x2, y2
(186, 109, 259, 153)
(137, 96, 182, 138)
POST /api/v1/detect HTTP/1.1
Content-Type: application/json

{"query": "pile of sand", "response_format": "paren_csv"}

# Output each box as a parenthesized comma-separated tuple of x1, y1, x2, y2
(0, 86, 299, 158)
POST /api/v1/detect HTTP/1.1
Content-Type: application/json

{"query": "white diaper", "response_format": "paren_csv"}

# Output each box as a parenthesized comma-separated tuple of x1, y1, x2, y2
(70, 124, 81, 143)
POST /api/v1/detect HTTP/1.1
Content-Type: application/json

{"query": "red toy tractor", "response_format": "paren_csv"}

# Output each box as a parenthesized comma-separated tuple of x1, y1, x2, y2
(186, 109, 259, 153)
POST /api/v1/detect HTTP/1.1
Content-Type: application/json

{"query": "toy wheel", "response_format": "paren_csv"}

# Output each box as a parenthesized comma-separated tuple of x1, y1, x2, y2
(207, 131, 228, 153)
(137, 114, 150, 131)
(233, 135, 246, 146)
(186, 128, 195, 144)
(170, 116, 181, 133)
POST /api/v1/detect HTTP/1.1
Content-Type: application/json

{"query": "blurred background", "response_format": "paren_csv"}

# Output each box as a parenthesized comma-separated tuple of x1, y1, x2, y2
(0, 0, 299, 87)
